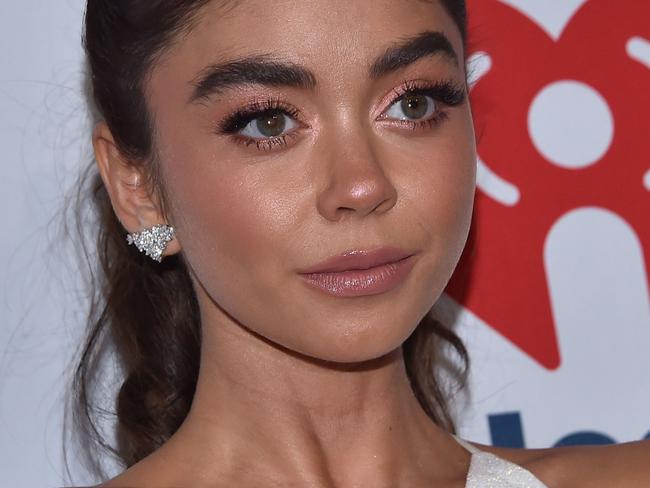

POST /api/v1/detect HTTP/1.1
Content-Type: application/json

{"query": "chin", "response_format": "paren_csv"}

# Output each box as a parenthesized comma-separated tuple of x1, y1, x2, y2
(281, 315, 420, 365)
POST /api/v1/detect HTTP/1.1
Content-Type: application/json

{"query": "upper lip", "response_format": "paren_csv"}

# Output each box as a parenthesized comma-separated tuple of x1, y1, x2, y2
(298, 246, 416, 274)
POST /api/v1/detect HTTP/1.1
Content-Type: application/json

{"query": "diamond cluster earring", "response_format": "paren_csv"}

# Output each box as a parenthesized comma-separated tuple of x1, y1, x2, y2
(126, 224, 175, 262)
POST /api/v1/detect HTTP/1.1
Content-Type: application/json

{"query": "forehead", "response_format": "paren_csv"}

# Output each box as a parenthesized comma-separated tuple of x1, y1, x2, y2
(202, 0, 455, 38)
(153, 0, 462, 86)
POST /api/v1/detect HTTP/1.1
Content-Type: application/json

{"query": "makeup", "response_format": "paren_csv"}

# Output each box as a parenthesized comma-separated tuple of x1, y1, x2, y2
(298, 248, 418, 297)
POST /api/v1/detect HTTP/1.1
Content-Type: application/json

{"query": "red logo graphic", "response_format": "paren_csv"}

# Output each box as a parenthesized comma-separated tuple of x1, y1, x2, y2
(445, 0, 650, 369)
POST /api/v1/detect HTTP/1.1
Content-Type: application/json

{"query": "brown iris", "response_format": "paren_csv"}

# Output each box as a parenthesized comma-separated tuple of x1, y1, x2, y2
(400, 94, 430, 119)
(256, 112, 286, 137)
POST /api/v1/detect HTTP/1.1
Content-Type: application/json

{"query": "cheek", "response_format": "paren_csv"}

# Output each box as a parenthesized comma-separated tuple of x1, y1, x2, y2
(161, 147, 301, 309)
(425, 147, 475, 255)
(400, 118, 477, 292)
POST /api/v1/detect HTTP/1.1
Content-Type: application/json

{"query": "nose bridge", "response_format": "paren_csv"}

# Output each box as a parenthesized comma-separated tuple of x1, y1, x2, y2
(315, 118, 398, 222)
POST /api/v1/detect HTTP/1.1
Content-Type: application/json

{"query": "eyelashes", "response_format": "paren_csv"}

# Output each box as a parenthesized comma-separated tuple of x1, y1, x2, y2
(216, 99, 301, 152)
(219, 99, 301, 134)
(215, 79, 466, 152)
(380, 79, 466, 130)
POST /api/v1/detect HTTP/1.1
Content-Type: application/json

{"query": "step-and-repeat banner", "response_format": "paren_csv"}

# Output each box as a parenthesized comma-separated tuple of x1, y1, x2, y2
(0, 1, 647, 486)
(450, 0, 650, 449)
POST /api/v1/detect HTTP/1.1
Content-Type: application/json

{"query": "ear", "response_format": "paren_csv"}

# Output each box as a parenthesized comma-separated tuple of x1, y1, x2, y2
(92, 121, 181, 258)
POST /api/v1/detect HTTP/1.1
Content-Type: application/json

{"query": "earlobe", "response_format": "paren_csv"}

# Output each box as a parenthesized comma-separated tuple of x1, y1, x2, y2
(92, 121, 181, 260)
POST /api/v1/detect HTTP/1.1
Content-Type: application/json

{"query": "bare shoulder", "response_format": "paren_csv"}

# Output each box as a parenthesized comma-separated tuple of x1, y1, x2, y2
(469, 439, 650, 487)
(90, 473, 142, 488)
(85, 449, 232, 488)
(87, 454, 172, 488)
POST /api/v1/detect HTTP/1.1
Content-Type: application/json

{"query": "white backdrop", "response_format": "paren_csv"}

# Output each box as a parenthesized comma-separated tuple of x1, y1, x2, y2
(0, 1, 648, 487)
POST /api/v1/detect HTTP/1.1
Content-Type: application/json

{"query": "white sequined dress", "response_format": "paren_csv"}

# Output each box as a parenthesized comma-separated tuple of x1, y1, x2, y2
(453, 436, 549, 487)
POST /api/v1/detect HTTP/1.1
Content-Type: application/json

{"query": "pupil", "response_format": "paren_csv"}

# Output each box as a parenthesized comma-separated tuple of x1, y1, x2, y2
(256, 112, 286, 137)
(401, 94, 428, 119)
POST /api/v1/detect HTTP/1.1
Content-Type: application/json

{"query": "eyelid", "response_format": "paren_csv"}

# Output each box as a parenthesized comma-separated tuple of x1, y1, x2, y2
(375, 79, 466, 119)
(215, 98, 308, 153)
(216, 98, 305, 135)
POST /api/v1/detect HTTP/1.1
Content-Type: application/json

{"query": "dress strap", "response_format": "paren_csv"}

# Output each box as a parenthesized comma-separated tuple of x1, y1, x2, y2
(451, 434, 483, 455)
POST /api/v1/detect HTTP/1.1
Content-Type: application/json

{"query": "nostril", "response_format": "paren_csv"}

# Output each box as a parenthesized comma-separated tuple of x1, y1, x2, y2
(315, 139, 398, 221)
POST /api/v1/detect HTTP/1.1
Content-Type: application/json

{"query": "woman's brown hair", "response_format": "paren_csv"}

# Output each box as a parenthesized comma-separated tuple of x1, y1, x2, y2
(70, 0, 470, 477)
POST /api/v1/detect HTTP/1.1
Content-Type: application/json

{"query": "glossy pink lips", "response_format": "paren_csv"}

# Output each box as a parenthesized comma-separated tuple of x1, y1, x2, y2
(298, 247, 418, 297)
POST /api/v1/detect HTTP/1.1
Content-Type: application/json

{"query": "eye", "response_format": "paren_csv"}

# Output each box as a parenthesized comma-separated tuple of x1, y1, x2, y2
(239, 110, 297, 139)
(384, 92, 437, 121)
(377, 80, 467, 128)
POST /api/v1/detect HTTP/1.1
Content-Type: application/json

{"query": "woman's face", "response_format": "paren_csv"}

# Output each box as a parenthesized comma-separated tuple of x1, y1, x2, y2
(147, 0, 476, 362)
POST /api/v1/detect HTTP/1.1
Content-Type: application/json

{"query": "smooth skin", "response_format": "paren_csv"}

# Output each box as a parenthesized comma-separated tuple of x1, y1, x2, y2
(92, 0, 650, 486)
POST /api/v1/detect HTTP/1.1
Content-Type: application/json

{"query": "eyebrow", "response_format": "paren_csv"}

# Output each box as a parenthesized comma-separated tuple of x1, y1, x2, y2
(369, 30, 459, 79)
(189, 55, 317, 103)
(188, 30, 458, 104)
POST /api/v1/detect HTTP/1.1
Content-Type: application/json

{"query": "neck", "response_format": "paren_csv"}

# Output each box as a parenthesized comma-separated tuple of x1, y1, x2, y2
(166, 299, 467, 487)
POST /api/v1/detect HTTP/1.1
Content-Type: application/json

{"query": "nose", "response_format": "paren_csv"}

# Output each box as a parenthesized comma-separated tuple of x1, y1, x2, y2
(316, 128, 398, 223)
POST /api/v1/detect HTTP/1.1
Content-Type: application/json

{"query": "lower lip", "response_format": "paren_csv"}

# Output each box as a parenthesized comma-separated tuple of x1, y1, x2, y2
(298, 254, 417, 298)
